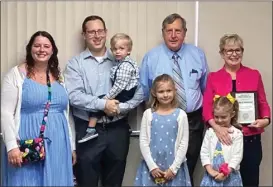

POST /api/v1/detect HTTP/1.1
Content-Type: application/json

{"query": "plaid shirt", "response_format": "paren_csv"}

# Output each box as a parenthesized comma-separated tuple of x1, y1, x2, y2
(105, 56, 139, 99)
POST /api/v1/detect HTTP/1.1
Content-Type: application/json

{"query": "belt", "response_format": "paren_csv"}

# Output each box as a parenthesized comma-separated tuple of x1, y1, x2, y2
(96, 117, 128, 129)
(186, 107, 202, 118)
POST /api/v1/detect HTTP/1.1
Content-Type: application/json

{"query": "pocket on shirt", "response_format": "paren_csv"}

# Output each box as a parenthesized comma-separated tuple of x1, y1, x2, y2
(187, 73, 200, 90)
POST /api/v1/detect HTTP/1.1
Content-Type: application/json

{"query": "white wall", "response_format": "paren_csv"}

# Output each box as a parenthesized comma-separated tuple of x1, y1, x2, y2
(1, 1, 272, 186)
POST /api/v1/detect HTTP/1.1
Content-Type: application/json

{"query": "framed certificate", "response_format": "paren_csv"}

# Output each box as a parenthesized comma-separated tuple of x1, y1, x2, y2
(233, 91, 258, 125)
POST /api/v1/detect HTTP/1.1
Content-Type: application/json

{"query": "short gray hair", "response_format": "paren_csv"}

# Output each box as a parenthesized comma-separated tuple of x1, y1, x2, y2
(162, 13, 187, 32)
(219, 34, 244, 53)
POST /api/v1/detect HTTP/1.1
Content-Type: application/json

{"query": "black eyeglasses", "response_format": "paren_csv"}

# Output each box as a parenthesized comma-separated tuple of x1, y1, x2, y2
(85, 29, 106, 37)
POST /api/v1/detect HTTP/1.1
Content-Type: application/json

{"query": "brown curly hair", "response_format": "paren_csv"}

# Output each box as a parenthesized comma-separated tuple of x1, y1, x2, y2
(25, 31, 60, 81)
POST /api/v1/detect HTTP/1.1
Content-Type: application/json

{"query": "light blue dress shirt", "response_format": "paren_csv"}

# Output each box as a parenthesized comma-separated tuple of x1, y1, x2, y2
(64, 48, 144, 122)
(140, 43, 209, 113)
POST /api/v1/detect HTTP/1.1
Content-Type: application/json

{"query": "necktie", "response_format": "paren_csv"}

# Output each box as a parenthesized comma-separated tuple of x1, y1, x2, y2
(172, 53, 187, 110)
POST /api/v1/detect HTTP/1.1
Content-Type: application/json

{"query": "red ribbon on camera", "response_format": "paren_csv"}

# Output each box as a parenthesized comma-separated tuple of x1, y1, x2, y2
(219, 163, 230, 176)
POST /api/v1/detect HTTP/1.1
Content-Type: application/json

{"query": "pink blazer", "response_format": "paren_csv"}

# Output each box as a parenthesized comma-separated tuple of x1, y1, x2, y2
(203, 65, 271, 136)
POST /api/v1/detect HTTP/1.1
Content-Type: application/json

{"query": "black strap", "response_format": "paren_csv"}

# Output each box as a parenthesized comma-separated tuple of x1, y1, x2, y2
(113, 60, 136, 82)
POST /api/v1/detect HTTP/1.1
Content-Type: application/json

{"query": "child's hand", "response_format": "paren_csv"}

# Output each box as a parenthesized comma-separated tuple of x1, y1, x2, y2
(214, 172, 226, 181)
(207, 169, 219, 178)
(164, 169, 175, 180)
(151, 168, 165, 178)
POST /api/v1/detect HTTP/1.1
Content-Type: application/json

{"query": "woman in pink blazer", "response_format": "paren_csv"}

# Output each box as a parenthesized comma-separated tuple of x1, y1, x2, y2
(202, 34, 271, 187)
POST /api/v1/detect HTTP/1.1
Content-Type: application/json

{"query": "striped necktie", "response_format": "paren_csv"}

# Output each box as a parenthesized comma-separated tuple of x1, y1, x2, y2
(172, 53, 187, 110)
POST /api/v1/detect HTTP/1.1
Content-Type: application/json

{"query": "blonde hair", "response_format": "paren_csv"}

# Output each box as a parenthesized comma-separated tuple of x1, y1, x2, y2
(110, 33, 133, 52)
(148, 74, 178, 111)
(219, 34, 244, 53)
(213, 96, 239, 126)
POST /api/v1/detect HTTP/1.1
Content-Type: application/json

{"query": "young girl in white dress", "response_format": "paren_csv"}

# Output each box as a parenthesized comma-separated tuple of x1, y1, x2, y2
(134, 74, 191, 186)
(200, 94, 243, 186)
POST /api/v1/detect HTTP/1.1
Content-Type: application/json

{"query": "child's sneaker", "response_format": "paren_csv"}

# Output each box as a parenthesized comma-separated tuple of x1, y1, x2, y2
(78, 128, 98, 143)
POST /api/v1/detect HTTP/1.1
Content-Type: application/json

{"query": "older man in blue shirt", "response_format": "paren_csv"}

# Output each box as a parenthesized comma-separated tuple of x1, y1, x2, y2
(140, 13, 209, 186)
(64, 15, 143, 187)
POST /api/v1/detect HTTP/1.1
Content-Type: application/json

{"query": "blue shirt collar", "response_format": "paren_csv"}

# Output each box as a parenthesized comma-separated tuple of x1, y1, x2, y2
(162, 42, 185, 60)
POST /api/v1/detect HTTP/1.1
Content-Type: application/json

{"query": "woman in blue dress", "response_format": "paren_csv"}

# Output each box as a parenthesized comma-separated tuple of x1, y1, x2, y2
(135, 74, 191, 186)
(1, 31, 76, 186)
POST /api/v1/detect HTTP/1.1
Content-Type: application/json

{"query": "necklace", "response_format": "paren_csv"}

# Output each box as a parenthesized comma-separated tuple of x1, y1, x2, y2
(33, 67, 47, 81)
(34, 73, 45, 81)
(37, 74, 45, 80)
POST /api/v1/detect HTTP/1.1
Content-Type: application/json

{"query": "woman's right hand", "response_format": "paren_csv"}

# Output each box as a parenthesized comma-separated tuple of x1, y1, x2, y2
(72, 151, 77, 165)
(151, 168, 165, 178)
(210, 120, 232, 145)
(8, 148, 22, 167)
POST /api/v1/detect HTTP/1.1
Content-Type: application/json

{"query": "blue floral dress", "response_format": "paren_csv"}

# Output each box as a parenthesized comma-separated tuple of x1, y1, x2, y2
(200, 141, 243, 186)
(134, 108, 191, 186)
(2, 78, 74, 186)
